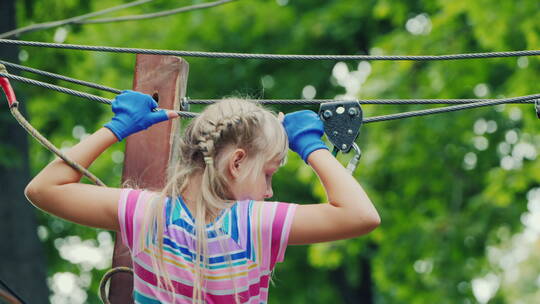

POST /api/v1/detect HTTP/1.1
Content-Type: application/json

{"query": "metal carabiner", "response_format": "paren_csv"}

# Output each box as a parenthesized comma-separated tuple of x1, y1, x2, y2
(345, 142, 362, 174)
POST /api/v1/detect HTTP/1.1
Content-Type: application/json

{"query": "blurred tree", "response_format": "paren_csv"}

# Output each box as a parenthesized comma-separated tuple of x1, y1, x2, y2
(0, 0, 48, 303)
(3, 0, 539, 303)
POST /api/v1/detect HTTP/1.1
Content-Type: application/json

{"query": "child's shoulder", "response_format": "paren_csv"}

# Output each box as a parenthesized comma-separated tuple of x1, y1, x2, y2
(235, 199, 283, 210)
(242, 200, 295, 216)
(118, 188, 157, 205)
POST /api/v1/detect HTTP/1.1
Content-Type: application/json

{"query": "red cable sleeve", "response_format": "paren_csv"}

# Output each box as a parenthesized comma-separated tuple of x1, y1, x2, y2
(0, 77, 17, 107)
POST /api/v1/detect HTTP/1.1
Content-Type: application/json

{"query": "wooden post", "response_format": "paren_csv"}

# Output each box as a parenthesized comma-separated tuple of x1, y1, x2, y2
(108, 54, 189, 303)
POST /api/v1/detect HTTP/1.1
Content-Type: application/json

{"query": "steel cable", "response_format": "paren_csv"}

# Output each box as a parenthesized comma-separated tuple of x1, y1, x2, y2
(1, 39, 539, 61)
(0, 60, 121, 94)
(0, 0, 237, 39)
(1, 60, 538, 107)
(0, 72, 112, 104)
(188, 98, 537, 105)
(363, 95, 540, 124)
(0, 0, 155, 39)
(82, 0, 238, 24)
(0, 72, 197, 117)
(10, 104, 106, 186)
(4, 71, 538, 123)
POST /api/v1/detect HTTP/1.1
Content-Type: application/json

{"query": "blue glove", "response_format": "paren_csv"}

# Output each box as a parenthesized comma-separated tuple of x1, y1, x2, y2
(104, 90, 169, 141)
(282, 110, 328, 163)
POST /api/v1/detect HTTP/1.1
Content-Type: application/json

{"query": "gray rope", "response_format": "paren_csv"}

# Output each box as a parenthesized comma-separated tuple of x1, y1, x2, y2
(0, 72, 196, 117)
(178, 96, 540, 121)
(189, 98, 537, 105)
(2, 70, 537, 121)
(3, 60, 537, 106)
(10, 104, 106, 186)
(363, 95, 540, 124)
(0, 72, 112, 105)
(174, 110, 198, 118)
(2, 59, 537, 106)
(1, 39, 539, 61)
(0, 60, 121, 94)
(83, 0, 238, 24)
(0, 0, 155, 39)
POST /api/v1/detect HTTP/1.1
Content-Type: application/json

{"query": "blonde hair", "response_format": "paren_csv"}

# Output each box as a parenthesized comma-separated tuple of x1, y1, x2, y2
(140, 98, 288, 303)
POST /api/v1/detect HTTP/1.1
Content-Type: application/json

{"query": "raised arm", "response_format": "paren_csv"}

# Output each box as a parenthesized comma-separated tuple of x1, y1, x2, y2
(25, 128, 123, 230)
(282, 110, 380, 245)
(25, 90, 176, 231)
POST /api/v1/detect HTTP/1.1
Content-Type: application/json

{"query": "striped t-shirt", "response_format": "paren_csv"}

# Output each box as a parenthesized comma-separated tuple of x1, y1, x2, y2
(118, 189, 297, 303)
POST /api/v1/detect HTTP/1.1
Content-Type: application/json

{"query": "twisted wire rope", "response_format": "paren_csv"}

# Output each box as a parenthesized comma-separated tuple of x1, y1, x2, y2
(1, 39, 539, 61)
(3, 71, 538, 123)
(0, 72, 112, 104)
(363, 94, 540, 124)
(0, 60, 121, 94)
(0, 0, 238, 40)
(1, 60, 537, 106)
(9, 104, 106, 185)
(0, 72, 197, 117)
(83, 0, 238, 24)
(188, 98, 536, 105)
(0, 0, 155, 39)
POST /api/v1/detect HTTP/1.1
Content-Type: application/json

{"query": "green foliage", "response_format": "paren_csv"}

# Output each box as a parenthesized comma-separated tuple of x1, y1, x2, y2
(6, 0, 539, 303)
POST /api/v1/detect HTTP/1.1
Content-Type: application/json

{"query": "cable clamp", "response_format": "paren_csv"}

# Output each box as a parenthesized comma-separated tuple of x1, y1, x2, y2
(181, 96, 190, 111)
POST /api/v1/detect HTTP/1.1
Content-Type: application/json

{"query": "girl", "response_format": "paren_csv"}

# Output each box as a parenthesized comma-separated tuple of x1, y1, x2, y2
(25, 90, 380, 303)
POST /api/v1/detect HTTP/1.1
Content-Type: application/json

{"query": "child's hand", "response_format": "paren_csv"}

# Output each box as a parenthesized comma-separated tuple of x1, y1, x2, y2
(104, 90, 177, 141)
(282, 110, 328, 163)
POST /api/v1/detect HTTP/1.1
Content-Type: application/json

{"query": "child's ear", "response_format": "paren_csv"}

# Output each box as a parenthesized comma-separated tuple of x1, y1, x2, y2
(228, 148, 247, 179)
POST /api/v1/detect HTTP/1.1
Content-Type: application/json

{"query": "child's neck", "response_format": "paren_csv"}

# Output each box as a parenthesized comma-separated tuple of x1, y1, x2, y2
(181, 173, 220, 224)
(181, 173, 202, 217)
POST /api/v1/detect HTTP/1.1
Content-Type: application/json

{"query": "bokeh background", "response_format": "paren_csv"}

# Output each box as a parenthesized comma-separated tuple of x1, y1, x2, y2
(1, 0, 539, 303)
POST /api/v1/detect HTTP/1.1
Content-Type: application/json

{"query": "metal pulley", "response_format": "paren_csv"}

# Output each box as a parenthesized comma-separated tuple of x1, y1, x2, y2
(319, 100, 363, 174)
